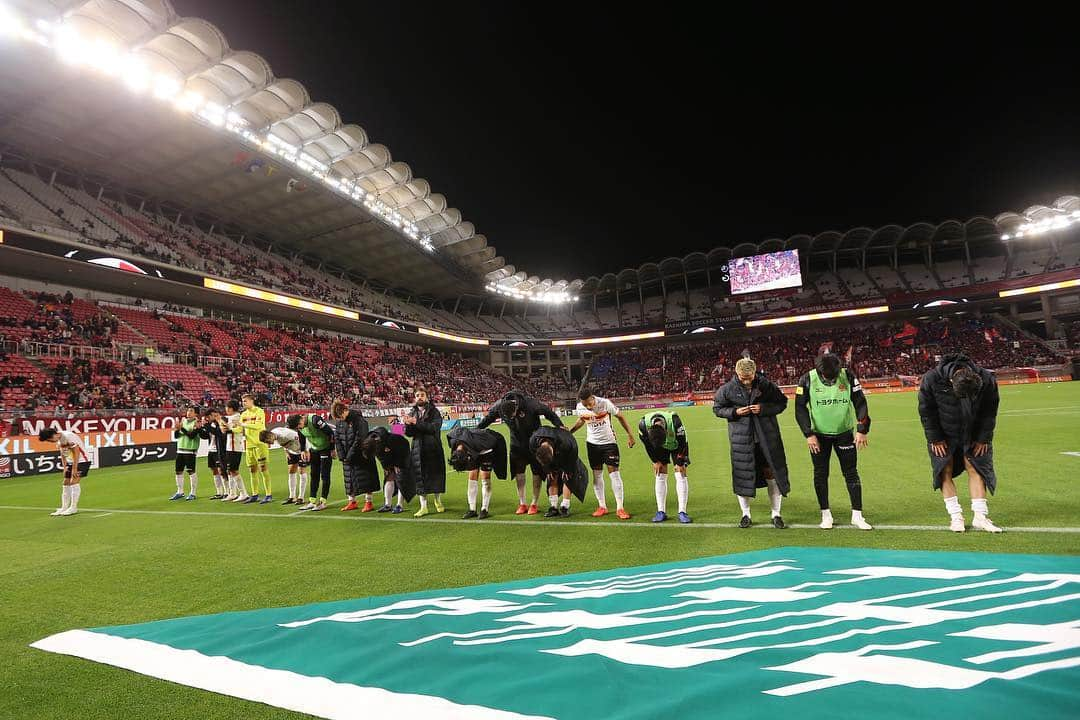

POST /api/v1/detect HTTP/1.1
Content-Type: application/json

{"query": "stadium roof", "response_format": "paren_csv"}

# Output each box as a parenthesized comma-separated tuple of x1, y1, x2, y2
(576, 196, 1080, 295)
(0, 0, 585, 300)
(1, 2, 1076, 305)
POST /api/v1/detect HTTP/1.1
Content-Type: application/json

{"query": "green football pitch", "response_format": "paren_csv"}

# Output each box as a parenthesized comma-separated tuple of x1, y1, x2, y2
(2, 383, 1078, 719)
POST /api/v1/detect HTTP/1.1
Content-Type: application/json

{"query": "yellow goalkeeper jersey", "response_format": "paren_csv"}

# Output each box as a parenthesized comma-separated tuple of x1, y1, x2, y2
(240, 406, 267, 447)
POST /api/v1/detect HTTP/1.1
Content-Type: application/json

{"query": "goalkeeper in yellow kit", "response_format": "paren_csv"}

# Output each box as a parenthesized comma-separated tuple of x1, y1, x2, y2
(240, 393, 273, 504)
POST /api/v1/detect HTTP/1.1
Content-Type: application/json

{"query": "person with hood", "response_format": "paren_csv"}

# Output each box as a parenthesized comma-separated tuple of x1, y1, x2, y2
(404, 387, 446, 517)
(918, 353, 1002, 533)
(529, 425, 589, 517)
(713, 357, 790, 529)
(637, 410, 692, 523)
(794, 352, 874, 530)
(477, 390, 565, 515)
(447, 426, 508, 519)
(361, 425, 413, 514)
(331, 400, 379, 513)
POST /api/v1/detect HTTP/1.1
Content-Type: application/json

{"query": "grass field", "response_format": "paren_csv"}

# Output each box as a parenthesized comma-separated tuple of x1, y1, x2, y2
(2, 383, 1079, 719)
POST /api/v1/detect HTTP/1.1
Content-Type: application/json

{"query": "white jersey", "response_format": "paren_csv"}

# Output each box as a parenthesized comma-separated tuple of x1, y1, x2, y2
(225, 414, 246, 453)
(268, 427, 302, 454)
(58, 430, 90, 464)
(576, 397, 620, 445)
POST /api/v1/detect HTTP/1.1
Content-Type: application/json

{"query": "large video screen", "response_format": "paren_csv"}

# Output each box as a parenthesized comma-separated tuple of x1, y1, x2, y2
(727, 249, 803, 295)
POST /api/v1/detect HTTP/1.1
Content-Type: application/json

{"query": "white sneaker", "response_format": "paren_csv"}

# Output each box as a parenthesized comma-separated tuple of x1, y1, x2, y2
(60, 507, 78, 516)
(232, 495, 248, 503)
(851, 512, 873, 531)
(50, 508, 66, 516)
(313, 501, 327, 511)
(972, 514, 1003, 533)
(299, 502, 315, 510)
(949, 515, 966, 533)
(819, 510, 834, 530)
(223, 494, 237, 502)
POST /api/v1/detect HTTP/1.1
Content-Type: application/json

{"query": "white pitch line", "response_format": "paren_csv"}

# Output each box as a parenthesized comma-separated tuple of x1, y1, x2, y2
(1, 505, 1079, 534)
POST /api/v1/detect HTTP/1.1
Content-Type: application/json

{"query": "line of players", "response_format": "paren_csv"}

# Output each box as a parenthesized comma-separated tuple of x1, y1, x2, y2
(42, 351, 1003, 533)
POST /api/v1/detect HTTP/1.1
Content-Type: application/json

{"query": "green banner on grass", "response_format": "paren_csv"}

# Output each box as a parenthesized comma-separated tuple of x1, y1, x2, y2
(33, 547, 1080, 719)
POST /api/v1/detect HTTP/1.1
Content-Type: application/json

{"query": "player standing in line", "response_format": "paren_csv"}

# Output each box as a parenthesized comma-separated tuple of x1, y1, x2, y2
(40, 428, 90, 516)
(259, 422, 308, 505)
(170, 406, 201, 501)
(477, 390, 565, 515)
(224, 399, 249, 503)
(918, 353, 1003, 533)
(637, 411, 692, 523)
(403, 387, 446, 517)
(446, 426, 507, 519)
(200, 408, 229, 500)
(362, 425, 411, 513)
(332, 400, 379, 512)
(794, 352, 873, 530)
(569, 387, 635, 519)
(529, 425, 589, 517)
(713, 358, 790, 529)
(292, 413, 335, 512)
(240, 394, 272, 504)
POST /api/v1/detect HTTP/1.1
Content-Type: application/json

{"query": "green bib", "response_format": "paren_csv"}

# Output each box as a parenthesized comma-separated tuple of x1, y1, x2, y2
(177, 418, 200, 453)
(646, 411, 678, 451)
(301, 414, 332, 451)
(809, 368, 856, 435)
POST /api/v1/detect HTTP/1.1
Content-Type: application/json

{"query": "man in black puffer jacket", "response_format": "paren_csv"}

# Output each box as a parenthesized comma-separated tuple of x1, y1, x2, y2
(477, 390, 565, 515)
(713, 358, 790, 529)
(918, 353, 1002, 533)
(332, 400, 379, 513)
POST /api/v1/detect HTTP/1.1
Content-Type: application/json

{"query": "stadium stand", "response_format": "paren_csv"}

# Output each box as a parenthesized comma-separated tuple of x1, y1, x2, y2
(3, 156, 1080, 342)
(586, 317, 1062, 399)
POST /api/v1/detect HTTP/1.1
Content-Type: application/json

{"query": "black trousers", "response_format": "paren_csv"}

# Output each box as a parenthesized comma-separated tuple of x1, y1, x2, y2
(307, 448, 333, 500)
(810, 431, 862, 511)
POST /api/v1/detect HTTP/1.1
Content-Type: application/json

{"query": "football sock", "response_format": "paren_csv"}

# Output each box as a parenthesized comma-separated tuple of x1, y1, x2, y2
(610, 470, 625, 509)
(675, 472, 689, 513)
(592, 470, 606, 509)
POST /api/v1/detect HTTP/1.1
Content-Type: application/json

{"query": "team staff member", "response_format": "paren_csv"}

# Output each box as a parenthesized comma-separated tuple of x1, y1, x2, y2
(170, 406, 201, 501)
(40, 427, 91, 517)
(918, 353, 1003, 533)
(570, 387, 635, 519)
(477, 390, 565, 515)
(637, 411, 691, 524)
(404, 387, 446, 517)
(291, 413, 335, 511)
(240, 394, 272, 504)
(794, 352, 873, 530)
(713, 358, 790, 529)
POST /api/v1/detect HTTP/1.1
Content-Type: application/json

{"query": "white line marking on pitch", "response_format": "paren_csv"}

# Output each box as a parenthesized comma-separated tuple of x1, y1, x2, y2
(1, 505, 1078, 533)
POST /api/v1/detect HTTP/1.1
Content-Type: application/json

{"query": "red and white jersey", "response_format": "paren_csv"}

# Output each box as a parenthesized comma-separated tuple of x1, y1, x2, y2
(268, 427, 302, 454)
(226, 414, 246, 453)
(58, 430, 90, 464)
(575, 396, 620, 445)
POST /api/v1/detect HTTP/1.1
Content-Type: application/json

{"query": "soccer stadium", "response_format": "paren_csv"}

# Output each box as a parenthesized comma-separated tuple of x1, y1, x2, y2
(1, 3, 1078, 719)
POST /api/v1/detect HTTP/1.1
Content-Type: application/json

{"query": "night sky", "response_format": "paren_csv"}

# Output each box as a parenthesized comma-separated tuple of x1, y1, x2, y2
(176, 2, 1080, 280)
